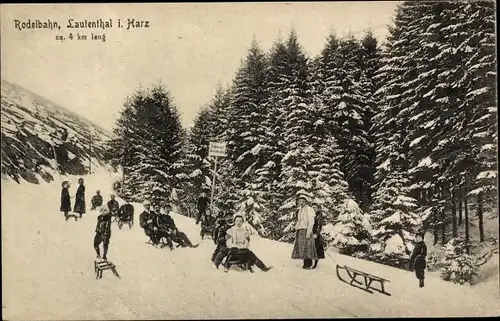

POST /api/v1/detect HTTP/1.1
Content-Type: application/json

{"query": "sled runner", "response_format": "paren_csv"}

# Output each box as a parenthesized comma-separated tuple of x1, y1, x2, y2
(222, 252, 252, 272)
(94, 260, 121, 280)
(336, 265, 391, 296)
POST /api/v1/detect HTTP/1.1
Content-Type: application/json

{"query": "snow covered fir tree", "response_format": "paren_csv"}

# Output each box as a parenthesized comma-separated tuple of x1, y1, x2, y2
(100, 1, 496, 286)
(107, 84, 187, 205)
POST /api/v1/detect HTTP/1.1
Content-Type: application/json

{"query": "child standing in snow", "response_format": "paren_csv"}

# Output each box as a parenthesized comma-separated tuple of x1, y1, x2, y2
(409, 230, 427, 288)
(94, 207, 112, 261)
(60, 181, 72, 220)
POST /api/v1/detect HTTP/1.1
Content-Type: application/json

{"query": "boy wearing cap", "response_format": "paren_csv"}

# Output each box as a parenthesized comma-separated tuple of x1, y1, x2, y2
(409, 230, 428, 288)
(94, 207, 112, 260)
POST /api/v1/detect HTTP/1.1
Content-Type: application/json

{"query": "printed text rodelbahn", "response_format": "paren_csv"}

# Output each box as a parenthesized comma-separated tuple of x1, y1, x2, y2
(14, 19, 149, 31)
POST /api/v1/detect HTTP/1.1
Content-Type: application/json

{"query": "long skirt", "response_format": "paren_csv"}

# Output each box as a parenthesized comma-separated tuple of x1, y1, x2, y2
(315, 236, 325, 259)
(60, 196, 71, 212)
(291, 229, 318, 260)
(73, 198, 86, 214)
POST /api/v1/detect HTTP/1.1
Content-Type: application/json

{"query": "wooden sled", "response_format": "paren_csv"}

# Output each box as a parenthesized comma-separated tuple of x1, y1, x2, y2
(222, 253, 252, 272)
(336, 265, 391, 296)
(94, 260, 121, 280)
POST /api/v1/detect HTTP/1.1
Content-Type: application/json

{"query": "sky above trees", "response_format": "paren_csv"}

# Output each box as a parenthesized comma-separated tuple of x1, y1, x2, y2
(1, 2, 399, 131)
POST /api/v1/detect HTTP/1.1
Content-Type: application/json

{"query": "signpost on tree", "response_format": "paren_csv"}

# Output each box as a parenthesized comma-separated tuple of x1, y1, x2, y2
(208, 142, 226, 217)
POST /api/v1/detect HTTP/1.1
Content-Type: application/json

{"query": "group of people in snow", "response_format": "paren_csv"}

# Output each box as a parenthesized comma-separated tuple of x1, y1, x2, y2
(60, 179, 134, 226)
(60, 179, 427, 285)
(291, 194, 427, 286)
(139, 201, 199, 250)
(60, 178, 86, 221)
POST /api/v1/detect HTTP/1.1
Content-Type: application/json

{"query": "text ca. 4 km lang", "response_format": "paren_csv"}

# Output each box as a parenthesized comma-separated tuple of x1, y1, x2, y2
(55, 33, 106, 42)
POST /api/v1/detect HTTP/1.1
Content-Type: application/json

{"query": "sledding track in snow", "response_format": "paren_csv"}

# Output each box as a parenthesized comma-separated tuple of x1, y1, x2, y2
(2, 171, 499, 319)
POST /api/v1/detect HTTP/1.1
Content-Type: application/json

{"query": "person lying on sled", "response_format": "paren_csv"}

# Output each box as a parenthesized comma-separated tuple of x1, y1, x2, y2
(223, 215, 272, 273)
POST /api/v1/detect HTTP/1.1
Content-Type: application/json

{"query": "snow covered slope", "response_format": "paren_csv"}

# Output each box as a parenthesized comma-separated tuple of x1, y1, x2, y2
(1, 80, 113, 184)
(2, 171, 499, 319)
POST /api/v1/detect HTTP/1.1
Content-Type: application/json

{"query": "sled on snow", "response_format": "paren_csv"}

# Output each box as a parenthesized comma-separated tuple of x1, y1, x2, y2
(94, 260, 121, 280)
(336, 265, 391, 296)
(221, 250, 253, 273)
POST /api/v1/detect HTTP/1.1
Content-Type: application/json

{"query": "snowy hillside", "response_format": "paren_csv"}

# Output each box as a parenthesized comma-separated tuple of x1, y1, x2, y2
(2, 171, 499, 319)
(1, 80, 113, 184)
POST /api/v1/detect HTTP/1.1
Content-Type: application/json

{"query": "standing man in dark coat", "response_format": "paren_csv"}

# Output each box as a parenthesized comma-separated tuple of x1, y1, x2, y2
(311, 203, 325, 269)
(409, 230, 428, 288)
(196, 192, 209, 225)
(73, 178, 86, 218)
(94, 207, 112, 260)
(91, 190, 103, 210)
(60, 181, 72, 220)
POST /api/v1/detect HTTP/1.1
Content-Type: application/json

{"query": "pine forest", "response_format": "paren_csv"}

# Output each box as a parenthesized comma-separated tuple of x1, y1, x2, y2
(107, 1, 497, 284)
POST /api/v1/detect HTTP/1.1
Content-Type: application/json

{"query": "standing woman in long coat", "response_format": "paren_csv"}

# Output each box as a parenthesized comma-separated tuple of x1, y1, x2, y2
(73, 178, 86, 218)
(311, 203, 325, 269)
(60, 181, 72, 218)
(291, 195, 318, 269)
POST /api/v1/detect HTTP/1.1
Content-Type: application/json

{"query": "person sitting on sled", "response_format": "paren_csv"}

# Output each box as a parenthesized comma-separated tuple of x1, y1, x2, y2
(139, 200, 160, 245)
(107, 194, 120, 218)
(117, 197, 135, 229)
(94, 207, 112, 260)
(212, 212, 234, 266)
(159, 204, 199, 249)
(409, 229, 428, 288)
(223, 215, 272, 273)
(200, 209, 217, 239)
(153, 204, 175, 249)
(91, 190, 103, 210)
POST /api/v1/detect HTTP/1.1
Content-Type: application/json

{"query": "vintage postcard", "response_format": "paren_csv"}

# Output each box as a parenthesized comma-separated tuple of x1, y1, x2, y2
(1, 2, 498, 319)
